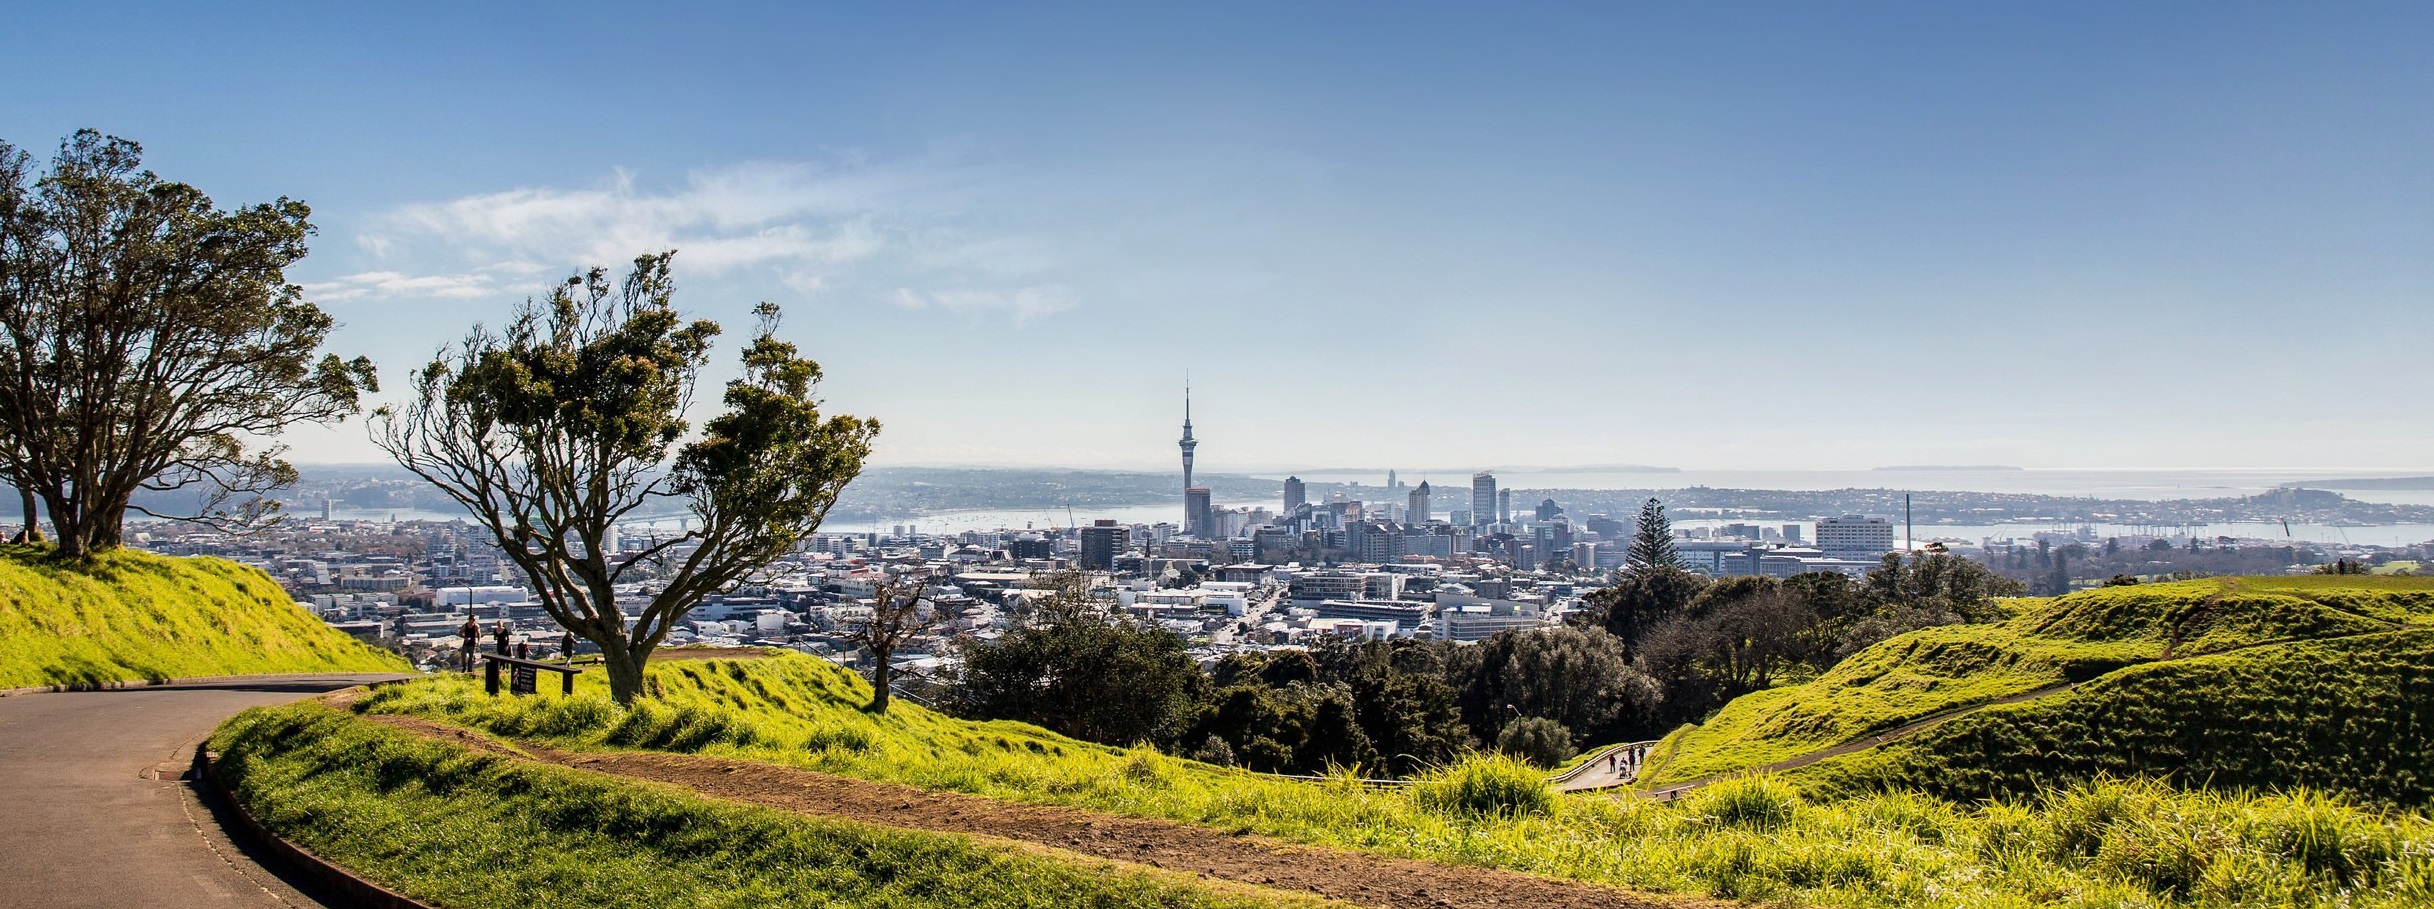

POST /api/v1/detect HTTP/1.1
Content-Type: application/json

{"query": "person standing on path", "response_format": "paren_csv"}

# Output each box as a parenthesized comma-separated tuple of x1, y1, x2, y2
(457, 615, 480, 672)
(561, 630, 578, 663)
(493, 621, 512, 656)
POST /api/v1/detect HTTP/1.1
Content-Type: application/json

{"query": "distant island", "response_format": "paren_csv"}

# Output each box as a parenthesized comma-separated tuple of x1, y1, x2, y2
(1873, 465, 2025, 471)
(2281, 477, 2434, 491)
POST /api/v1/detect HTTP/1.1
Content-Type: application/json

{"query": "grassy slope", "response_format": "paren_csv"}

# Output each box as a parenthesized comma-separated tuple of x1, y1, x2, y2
(0, 546, 406, 687)
(1796, 627, 2434, 807)
(211, 703, 1330, 909)
(1637, 577, 2431, 786)
(348, 653, 2434, 908)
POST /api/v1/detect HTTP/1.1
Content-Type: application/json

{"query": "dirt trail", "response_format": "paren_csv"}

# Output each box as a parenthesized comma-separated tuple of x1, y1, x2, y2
(362, 716, 1703, 909)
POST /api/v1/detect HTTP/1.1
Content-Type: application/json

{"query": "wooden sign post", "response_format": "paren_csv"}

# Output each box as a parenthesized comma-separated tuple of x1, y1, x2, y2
(481, 653, 582, 697)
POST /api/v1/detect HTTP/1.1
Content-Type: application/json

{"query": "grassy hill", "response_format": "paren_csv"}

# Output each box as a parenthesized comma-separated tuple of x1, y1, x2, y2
(1636, 577, 2434, 788)
(330, 649, 2434, 908)
(0, 546, 406, 688)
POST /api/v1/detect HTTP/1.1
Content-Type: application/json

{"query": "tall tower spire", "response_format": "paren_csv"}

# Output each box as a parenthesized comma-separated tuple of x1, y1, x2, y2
(1178, 379, 1197, 491)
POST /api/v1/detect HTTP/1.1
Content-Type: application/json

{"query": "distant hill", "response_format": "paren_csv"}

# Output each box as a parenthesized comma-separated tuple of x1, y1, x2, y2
(1638, 577, 2434, 807)
(0, 547, 407, 688)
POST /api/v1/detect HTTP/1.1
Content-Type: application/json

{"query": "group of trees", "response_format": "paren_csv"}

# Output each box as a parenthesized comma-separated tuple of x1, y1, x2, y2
(0, 132, 878, 704)
(945, 498, 2028, 776)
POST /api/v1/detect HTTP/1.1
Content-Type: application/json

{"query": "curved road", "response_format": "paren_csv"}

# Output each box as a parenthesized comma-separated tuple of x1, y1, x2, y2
(0, 675, 407, 909)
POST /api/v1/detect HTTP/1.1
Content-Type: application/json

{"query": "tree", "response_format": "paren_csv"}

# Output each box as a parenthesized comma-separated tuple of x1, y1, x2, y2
(1626, 497, 1679, 573)
(0, 131, 375, 557)
(847, 571, 940, 713)
(949, 610, 1203, 747)
(1576, 563, 1708, 649)
(1496, 716, 1577, 768)
(1454, 626, 1659, 746)
(374, 254, 876, 703)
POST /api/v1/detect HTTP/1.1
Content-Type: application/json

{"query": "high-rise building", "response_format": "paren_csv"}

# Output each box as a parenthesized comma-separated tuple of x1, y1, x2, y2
(1387, 469, 1398, 490)
(1471, 473, 1497, 528)
(1184, 487, 1213, 537)
(1816, 515, 1895, 558)
(1283, 476, 1306, 512)
(1534, 498, 1562, 521)
(1498, 489, 1512, 524)
(1079, 520, 1125, 570)
(1407, 481, 1432, 524)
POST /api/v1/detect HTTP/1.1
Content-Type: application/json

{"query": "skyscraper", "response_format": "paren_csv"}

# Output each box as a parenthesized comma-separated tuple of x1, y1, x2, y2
(1386, 469, 1398, 490)
(1079, 519, 1125, 570)
(1498, 489, 1512, 524)
(1471, 472, 1496, 527)
(1185, 488, 1213, 537)
(1407, 481, 1431, 525)
(1283, 476, 1306, 512)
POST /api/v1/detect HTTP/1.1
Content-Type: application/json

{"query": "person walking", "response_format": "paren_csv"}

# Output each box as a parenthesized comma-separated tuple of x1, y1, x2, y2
(492, 620, 512, 656)
(561, 630, 578, 663)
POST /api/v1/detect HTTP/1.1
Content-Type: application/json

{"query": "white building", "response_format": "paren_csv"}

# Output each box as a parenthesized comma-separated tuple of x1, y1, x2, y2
(1815, 515, 1896, 559)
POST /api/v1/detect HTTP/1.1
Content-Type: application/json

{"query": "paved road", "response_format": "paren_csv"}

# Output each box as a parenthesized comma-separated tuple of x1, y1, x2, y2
(0, 675, 408, 909)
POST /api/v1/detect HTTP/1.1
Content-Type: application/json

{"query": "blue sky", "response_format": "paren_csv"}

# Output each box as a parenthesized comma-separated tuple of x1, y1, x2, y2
(6, 2, 2431, 471)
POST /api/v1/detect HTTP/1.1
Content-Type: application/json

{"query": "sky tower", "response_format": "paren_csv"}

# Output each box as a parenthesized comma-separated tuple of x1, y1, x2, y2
(1178, 381, 1196, 490)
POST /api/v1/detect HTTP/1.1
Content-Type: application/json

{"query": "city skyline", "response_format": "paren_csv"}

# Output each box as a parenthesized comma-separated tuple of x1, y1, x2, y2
(7, 3, 2433, 471)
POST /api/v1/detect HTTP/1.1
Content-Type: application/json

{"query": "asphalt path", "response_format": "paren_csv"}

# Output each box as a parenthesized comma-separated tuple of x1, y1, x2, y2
(0, 675, 408, 909)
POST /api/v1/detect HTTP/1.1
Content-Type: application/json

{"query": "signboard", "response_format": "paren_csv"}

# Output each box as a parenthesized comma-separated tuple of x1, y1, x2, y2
(510, 663, 537, 695)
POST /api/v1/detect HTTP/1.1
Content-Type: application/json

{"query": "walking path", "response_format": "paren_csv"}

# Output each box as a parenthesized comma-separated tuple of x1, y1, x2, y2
(0, 675, 406, 909)
(367, 715, 1707, 909)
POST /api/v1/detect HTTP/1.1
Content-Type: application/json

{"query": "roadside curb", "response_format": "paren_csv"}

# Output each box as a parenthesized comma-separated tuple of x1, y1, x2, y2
(1, 674, 280, 698)
(191, 745, 440, 909)
(1, 672, 419, 698)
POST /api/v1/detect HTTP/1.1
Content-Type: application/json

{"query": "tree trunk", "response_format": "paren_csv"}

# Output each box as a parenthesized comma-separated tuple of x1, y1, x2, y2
(868, 643, 893, 713)
(602, 644, 648, 705)
(14, 487, 38, 543)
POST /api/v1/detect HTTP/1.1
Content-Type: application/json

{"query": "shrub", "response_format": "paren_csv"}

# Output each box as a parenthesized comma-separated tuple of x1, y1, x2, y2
(1411, 753, 1554, 818)
(1494, 716, 1576, 768)
(1692, 776, 1801, 830)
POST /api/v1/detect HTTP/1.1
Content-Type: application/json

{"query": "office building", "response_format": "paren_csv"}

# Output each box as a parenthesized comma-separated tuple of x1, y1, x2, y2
(1283, 476, 1306, 512)
(1406, 481, 1431, 524)
(1816, 515, 1895, 559)
(1470, 473, 1496, 527)
(1498, 489, 1512, 524)
(1079, 520, 1125, 570)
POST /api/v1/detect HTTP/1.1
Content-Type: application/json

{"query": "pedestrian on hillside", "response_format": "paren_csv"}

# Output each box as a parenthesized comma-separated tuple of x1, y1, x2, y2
(492, 621, 511, 655)
(515, 640, 529, 660)
(457, 615, 479, 672)
(561, 631, 577, 663)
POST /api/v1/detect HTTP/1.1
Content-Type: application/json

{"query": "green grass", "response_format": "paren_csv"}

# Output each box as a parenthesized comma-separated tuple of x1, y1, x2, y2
(0, 546, 406, 687)
(1796, 627, 2434, 808)
(346, 652, 2434, 908)
(210, 702, 1334, 909)
(1636, 578, 2428, 786)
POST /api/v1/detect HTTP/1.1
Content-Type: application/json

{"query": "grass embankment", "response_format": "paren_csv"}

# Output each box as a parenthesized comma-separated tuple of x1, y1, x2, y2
(0, 546, 405, 687)
(211, 703, 1333, 909)
(1637, 577, 2434, 787)
(1798, 627, 2434, 807)
(348, 652, 2434, 908)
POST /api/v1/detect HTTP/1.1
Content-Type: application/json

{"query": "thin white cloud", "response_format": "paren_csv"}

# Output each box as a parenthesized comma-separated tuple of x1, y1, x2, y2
(892, 285, 1075, 326)
(305, 270, 496, 302)
(336, 158, 1074, 326)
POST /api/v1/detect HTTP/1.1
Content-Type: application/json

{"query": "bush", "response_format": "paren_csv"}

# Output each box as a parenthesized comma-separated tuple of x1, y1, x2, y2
(1494, 716, 1576, 768)
(1692, 776, 1801, 830)
(1411, 753, 1554, 818)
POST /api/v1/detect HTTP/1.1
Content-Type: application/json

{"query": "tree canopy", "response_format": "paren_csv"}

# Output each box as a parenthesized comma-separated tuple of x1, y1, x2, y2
(374, 253, 875, 703)
(0, 131, 374, 556)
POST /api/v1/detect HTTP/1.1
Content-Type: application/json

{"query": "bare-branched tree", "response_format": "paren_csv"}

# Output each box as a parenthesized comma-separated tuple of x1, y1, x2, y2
(373, 252, 876, 703)
(0, 131, 375, 557)
(847, 570, 942, 713)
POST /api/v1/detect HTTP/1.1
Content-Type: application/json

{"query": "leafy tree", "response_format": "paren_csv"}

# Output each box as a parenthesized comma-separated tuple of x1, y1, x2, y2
(949, 611, 1202, 747)
(1495, 716, 1577, 768)
(1454, 626, 1659, 746)
(1576, 564, 1708, 649)
(0, 131, 375, 557)
(374, 255, 875, 703)
(1626, 497, 1680, 572)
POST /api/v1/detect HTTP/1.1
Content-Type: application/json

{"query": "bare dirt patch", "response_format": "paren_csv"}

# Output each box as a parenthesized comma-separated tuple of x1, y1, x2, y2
(505, 744, 1708, 909)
